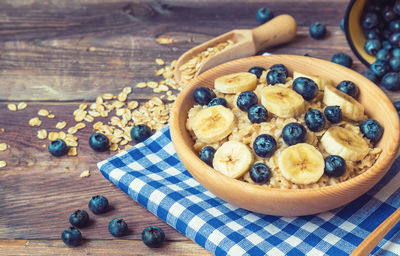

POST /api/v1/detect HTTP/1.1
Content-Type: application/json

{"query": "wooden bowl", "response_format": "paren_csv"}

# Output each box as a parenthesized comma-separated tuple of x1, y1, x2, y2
(170, 55, 400, 216)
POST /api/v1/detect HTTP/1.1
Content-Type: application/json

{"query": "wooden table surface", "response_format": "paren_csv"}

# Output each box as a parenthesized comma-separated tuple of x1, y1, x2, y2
(1, 0, 400, 255)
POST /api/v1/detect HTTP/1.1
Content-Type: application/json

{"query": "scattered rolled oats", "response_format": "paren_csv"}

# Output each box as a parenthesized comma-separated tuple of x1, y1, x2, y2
(156, 37, 174, 44)
(67, 127, 78, 134)
(68, 147, 77, 156)
(38, 109, 49, 116)
(48, 114, 55, 118)
(147, 81, 158, 88)
(17, 102, 27, 110)
(29, 117, 42, 127)
(56, 121, 67, 130)
(84, 115, 94, 123)
(118, 92, 127, 102)
(37, 129, 48, 140)
(0, 161, 6, 168)
(7, 104, 17, 111)
(155, 58, 165, 65)
(102, 93, 113, 100)
(58, 131, 66, 140)
(75, 123, 86, 130)
(0, 143, 8, 151)
(65, 138, 78, 147)
(136, 82, 147, 88)
(48, 132, 59, 141)
(80, 169, 90, 178)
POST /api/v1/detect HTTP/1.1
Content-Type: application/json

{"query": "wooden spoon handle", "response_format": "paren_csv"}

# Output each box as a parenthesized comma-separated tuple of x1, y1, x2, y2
(350, 207, 400, 256)
(251, 14, 297, 51)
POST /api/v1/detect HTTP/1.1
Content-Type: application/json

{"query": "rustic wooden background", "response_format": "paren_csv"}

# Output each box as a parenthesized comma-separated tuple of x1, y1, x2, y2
(1, 0, 399, 255)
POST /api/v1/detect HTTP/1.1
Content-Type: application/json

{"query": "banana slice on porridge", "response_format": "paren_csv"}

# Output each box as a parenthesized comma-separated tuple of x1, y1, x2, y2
(214, 72, 258, 93)
(260, 86, 305, 118)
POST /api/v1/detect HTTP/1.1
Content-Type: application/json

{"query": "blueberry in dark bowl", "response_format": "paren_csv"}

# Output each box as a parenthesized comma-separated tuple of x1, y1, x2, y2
(208, 97, 228, 107)
(253, 134, 277, 158)
(88, 195, 109, 214)
(131, 124, 152, 143)
(324, 106, 342, 124)
(361, 12, 379, 29)
(305, 109, 325, 132)
(389, 56, 400, 72)
(383, 7, 396, 22)
(324, 155, 346, 177)
(360, 119, 384, 144)
(395, 0, 400, 15)
(375, 48, 392, 62)
(266, 69, 286, 85)
(382, 40, 393, 50)
(108, 218, 128, 237)
(370, 60, 389, 78)
(282, 123, 307, 146)
(382, 72, 400, 91)
(361, 70, 378, 83)
(364, 39, 382, 56)
(248, 66, 266, 78)
(269, 63, 289, 77)
(248, 104, 268, 123)
(199, 146, 216, 166)
(389, 33, 400, 47)
(382, 29, 392, 40)
(309, 22, 327, 39)
(331, 52, 353, 68)
(62, 227, 82, 247)
(336, 80, 359, 98)
(250, 163, 272, 184)
(393, 48, 400, 57)
(256, 7, 274, 24)
(69, 210, 90, 228)
(364, 28, 381, 40)
(394, 101, 400, 116)
(89, 133, 109, 152)
(48, 139, 68, 157)
(390, 20, 400, 33)
(193, 87, 216, 105)
(292, 77, 318, 101)
(237, 91, 258, 111)
(142, 226, 165, 248)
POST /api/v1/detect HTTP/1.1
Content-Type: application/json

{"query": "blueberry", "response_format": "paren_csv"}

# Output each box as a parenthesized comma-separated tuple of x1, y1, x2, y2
(364, 28, 380, 40)
(394, 101, 400, 116)
(193, 87, 216, 105)
(61, 227, 82, 247)
(309, 22, 327, 39)
(48, 139, 68, 157)
(250, 163, 271, 184)
(361, 70, 378, 83)
(108, 218, 128, 237)
(382, 40, 393, 50)
(331, 52, 353, 68)
(199, 146, 215, 166)
(383, 7, 396, 22)
(305, 109, 325, 132)
(383, 29, 392, 40)
(390, 20, 400, 33)
(256, 8, 274, 24)
(364, 39, 382, 55)
(361, 12, 379, 29)
(382, 72, 400, 91)
(324, 106, 342, 124)
(266, 69, 286, 85)
(253, 134, 277, 158)
(142, 226, 165, 248)
(88, 195, 109, 214)
(393, 48, 400, 57)
(236, 91, 258, 111)
(131, 124, 152, 143)
(269, 63, 289, 77)
(375, 48, 392, 62)
(69, 210, 90, 228)
(248, 66, 266, 78)
(395, 0, 400, 15)
(208, 97, 228, 107)
(324, 155, 346, 177)
(248, 104, 268, 123)
(389, 33, 400, 47)
(370, 60, 389, 77)
(89, 133, 109, 152)
(389, 56, 400, 71)
(292, 77, 318, 101)
(337, 80, 359, 98)
(360, 119, 384, 143)
(304, 53, 312, 57)
(340, 18, 345, 31)
(282, 123, 307, 146)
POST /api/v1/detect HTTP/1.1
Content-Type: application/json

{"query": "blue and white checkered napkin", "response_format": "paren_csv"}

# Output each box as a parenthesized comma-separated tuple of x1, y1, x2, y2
(98, 125, 400, 256)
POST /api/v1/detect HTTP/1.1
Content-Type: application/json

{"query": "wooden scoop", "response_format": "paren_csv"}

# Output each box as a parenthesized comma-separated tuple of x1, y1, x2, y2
(174, 14, 297, 86)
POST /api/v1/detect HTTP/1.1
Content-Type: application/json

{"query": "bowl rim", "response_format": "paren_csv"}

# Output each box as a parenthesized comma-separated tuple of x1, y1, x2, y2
(170, 54, 400, 198)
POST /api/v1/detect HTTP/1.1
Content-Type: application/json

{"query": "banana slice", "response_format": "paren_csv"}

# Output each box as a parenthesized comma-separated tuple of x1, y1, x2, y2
(213, 141, 254, 178)
(320, 126, 369, 161)
(323, 85, 364, 121)
(293, 71, 332, 90)
(278, 143, 324, 185)
(214, 72, 258, 94)
(192, 105, 235, 143)
(260, 86, 305, 118)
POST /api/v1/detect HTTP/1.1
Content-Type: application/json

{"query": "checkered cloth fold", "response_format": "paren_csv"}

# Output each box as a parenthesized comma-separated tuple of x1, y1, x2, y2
(98, 125, 400, 256)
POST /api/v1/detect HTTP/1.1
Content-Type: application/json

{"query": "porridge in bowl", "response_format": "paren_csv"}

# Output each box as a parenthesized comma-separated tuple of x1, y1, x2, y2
(186, 64, 384, 189)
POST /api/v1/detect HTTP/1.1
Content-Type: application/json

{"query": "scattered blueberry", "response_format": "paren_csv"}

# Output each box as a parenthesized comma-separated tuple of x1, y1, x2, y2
(269, 63, 289, 77)
(361, 70, 378, 83)
(389, 33, 400, 47)
(361, 12, 379, 29)
(266, 69, 286, 85)
(304, 53, 312, 57)
(370, 60, 389, 78)
(253, 134, 277, 158)
(390, 20, 400, 33)
(88, 195, 109, 214)
(282, 123, 307, 146)
(340, 18, 345, 31)
(193, 87, 216, 106)
(331, 52, 353, 68)
(394, 101, 400, 116)
(324, 155, 347, 177)
(256, 8, 274, 24)
(305, 109, 325, 132)
(108, 218, 128, 237)
(131, 124, 152, 143)
(69, 210, 90, 228)
(248, 66, 266, 78)
(360, 119, 384, 143)
(237, 91, 258, 111)
(208, 97, 228, 107)
(199, 146, 216, 166)
(389, 56, 400, 71)
(309, 22, 327, 39)
(292, 77, 318, 101)
(250, 163, 272, 184)
(61, 227, 82, 247)
(337, 80, 359, 98)
(382, 72, 400, 91)
(142, 226, 165, 248)
(48, 139, 68, 157)
(375, 48, 392, 62)
(324, 106, 342, 124)
(248, 104, 268, 123)
(89, 133, 109, 152)
(364, 39, 382, 55)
